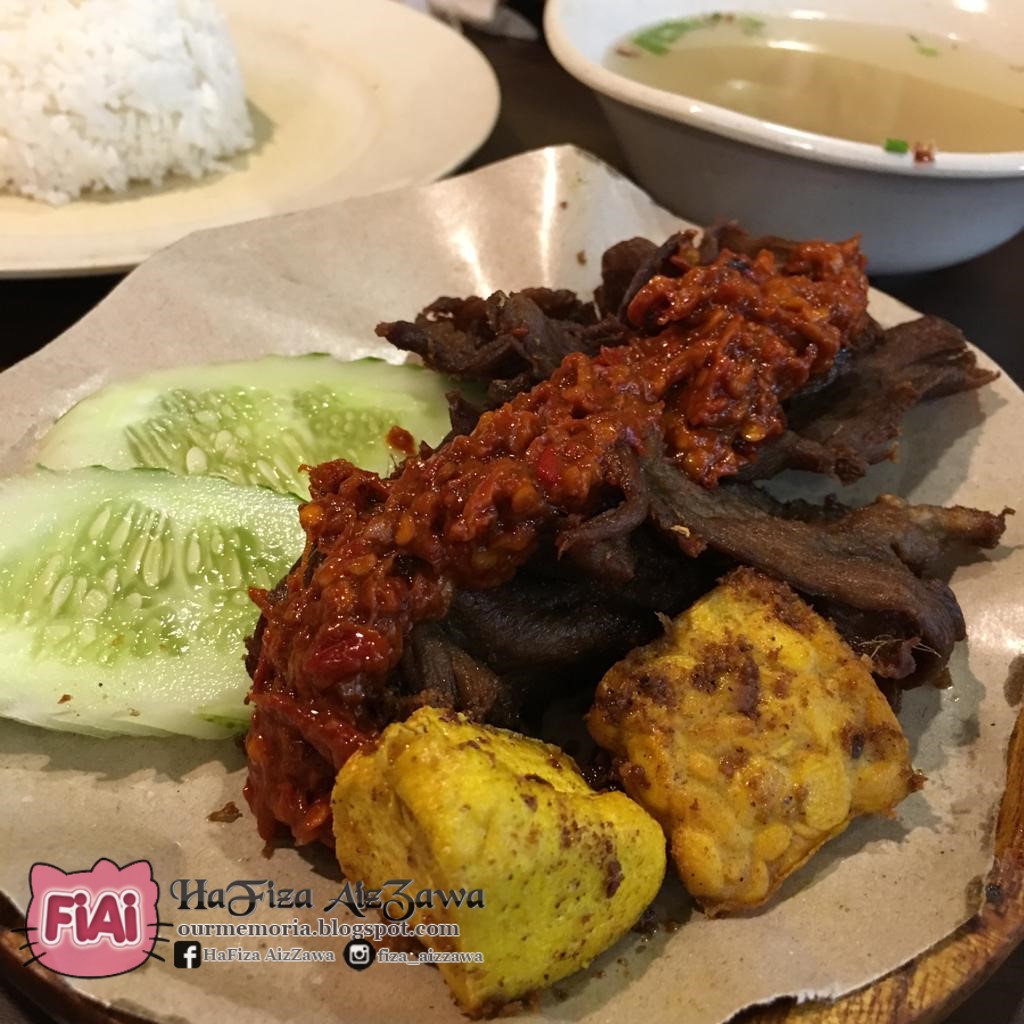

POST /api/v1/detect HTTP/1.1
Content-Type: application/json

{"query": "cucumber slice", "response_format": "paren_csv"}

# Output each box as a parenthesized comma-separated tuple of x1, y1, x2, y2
(37, 355, 452, 497)
(0, 468, 303, 739)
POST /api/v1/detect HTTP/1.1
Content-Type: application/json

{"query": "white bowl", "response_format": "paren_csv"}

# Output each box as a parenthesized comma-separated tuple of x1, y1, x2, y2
(545, 0, 1024, 273)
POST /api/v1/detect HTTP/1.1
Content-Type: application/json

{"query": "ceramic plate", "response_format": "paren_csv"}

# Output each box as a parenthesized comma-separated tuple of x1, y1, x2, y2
(0, 149, 1020, 1024)
(0, 0, 499, 278)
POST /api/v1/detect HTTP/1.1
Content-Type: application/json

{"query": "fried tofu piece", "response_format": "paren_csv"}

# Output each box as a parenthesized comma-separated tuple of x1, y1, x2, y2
(332, 706, 666, 1016)
(587, 568, 919, 916)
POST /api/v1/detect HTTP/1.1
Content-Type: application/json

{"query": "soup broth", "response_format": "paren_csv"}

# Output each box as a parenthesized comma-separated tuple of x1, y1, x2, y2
(606, 14, 1024, 153)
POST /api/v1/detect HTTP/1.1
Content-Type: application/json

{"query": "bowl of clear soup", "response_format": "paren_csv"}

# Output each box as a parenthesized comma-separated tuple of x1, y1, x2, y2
(545, 0, 1024, 272)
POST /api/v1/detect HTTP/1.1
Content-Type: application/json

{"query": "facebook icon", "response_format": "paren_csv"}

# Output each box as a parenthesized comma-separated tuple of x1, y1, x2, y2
(173, 941, 202, 969)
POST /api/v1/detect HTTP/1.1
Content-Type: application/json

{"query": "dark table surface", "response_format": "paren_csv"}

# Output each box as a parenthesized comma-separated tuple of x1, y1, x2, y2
(2, 24, 1022, 1024)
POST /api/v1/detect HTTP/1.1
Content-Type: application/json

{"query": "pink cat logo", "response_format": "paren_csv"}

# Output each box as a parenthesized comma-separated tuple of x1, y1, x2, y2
(22, 859, 164, 977)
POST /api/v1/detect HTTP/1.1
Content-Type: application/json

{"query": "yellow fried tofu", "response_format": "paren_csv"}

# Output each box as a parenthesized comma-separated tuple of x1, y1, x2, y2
(587, 568, 919, 916)
(332, 706, 666, 1016)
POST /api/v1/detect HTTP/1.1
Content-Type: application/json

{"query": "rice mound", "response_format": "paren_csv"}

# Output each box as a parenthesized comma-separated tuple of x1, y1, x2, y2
(0, 0, 254, 205)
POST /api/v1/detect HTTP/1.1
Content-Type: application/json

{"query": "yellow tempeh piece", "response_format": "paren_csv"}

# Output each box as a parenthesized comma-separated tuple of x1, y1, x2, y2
(333, 706, 666, 1016)
(588, 568, 920, 916)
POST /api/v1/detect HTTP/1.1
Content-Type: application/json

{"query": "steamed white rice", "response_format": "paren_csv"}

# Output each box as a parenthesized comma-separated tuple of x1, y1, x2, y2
(0, 0, 254, 205)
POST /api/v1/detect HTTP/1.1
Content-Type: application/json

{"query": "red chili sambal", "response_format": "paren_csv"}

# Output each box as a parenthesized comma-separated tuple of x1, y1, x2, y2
(244, 238, 868, 846)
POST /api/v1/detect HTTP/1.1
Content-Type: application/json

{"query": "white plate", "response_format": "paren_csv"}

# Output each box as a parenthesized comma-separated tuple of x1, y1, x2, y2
(0, 0, 499, 278)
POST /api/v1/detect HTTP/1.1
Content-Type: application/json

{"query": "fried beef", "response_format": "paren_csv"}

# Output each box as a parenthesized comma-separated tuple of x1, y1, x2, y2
(393, 621, 510, 723)
(384, 228, 994, 489)
(384, 523, 713, 728)
(374, 229, 1007, 689)
(740, 315, 998, 483)
(597, 231, 694, 318)
(594, 236, 658, 316)
(377, 288, 629, 421)
(640, 448, 1009, 683)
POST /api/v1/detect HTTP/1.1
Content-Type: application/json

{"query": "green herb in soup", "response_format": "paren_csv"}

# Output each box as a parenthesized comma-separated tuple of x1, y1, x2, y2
(608, 14, 1024, 154)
